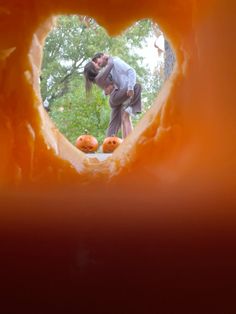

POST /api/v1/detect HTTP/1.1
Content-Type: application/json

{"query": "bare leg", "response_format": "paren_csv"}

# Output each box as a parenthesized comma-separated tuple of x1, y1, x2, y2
(121, 111, 133, 138)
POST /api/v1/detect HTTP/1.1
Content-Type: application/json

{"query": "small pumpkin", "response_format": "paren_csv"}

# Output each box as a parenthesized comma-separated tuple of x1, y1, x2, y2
(102, 136, 123, 153)
(75, 134, 98, 153)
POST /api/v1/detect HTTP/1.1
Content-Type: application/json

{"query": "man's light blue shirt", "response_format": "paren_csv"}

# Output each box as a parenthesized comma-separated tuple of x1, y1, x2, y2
(110, 57, 136, 91)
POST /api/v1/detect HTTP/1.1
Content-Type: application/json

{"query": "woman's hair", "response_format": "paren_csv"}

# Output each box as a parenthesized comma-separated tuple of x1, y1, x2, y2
(83, 61, 98, 93)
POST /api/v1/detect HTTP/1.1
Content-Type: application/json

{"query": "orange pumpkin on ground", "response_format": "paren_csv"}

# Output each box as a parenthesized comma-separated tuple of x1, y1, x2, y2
(75, 134, 98, 153)
(102, 136, 123, 153)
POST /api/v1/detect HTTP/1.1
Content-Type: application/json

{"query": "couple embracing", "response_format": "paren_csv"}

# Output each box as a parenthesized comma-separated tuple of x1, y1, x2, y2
(83, 53, 142, 138)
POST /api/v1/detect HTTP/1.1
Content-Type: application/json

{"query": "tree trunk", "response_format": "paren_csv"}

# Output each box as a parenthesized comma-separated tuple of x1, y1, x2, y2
(164, 39, 175, 80)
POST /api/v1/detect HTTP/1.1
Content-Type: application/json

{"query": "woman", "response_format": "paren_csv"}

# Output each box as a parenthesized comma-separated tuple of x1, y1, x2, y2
(84, 57, 140, 138)
(83, 58, 114, 94)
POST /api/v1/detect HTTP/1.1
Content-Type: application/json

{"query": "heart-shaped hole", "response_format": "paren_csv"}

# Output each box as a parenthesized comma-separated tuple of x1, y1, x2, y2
(38, 15, 175, 161)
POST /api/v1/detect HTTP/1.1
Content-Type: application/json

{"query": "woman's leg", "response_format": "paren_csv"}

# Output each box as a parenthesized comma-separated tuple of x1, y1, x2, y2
(110, 84, 142, 115)
(108, 86, 139, 138)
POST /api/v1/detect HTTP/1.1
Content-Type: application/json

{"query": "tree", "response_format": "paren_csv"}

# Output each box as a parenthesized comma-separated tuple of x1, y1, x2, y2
(49, 79, 110, 145)
(164, 40, 176, 80)
(40, 15, 163, 144)
(41, 15, 153, 104)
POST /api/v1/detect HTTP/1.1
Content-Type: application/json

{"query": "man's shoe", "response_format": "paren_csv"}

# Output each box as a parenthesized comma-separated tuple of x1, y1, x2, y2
(124, 106, 136, 118)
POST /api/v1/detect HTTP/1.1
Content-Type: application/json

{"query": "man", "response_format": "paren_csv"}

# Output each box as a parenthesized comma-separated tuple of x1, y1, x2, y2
(92, 52, 142, 138)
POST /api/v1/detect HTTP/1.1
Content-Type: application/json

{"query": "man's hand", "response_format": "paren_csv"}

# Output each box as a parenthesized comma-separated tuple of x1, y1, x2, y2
(127, 90, 134, 98)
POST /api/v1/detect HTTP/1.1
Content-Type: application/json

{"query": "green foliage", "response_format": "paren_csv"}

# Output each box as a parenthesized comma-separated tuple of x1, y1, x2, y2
(141, 64, 164, 114)
(41, 15, 163, 143)
(49, 79, 110, 144)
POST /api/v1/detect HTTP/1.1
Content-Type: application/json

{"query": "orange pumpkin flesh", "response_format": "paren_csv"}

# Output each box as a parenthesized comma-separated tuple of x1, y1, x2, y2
(102, 136, 123, 153)
(1, 0, 236, 312)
